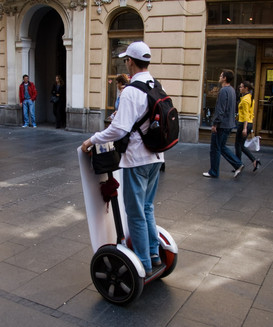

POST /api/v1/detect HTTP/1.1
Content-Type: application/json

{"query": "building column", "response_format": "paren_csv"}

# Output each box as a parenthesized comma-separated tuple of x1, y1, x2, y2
(71, 9, 86, 108)
(63, 38, 72, 108)
(6, 15, 16, 105)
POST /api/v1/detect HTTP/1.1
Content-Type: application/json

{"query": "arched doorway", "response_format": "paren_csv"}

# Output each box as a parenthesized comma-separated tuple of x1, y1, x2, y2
(22, 6, 66, 125)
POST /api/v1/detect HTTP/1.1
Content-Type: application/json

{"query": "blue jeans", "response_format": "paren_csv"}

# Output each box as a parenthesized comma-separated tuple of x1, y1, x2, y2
(209, 128, 242, 178)
(123, 163, 161, 272)
(23, 99, 36, 125)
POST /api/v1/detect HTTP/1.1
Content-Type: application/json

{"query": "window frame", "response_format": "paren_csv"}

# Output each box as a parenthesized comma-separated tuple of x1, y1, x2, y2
(106, 12, 143, 116)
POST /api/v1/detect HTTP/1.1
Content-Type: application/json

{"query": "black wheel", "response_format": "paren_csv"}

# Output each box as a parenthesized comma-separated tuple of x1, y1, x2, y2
(90, 245, 144, 305)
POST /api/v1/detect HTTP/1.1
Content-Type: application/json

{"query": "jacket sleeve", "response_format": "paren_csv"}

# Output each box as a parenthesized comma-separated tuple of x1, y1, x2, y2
(212, 89, 227, 125)
(30, 83, 37, 101)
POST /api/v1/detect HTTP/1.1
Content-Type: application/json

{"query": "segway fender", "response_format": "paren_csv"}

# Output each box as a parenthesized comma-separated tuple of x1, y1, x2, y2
(157, 226, 178, 253)
(117, 244, 146, 278)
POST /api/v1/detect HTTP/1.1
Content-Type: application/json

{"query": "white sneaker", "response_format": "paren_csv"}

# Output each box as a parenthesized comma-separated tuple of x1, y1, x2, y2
(22, 124, 28, 128)
(234, 165, 244, 178)
(203, 172, 212, 178)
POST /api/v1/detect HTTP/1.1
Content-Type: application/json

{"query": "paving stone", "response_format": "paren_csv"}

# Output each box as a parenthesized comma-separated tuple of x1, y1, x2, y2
(167, 212, 211, 237)
(250, 206, 273, 228)
(0, 241, 26, 262)
(211, 246, 273, 285)
(239, 224, 273, 253)
(235, 184, 272, 202)
(206, 208, 251, 228)
(2, 192, 63, 216)
(69, 245, 93, 265)
(180, 224, 242, 257)
(222, 195, 263, 215)
(253, 267, 273, 313)
(179, 274, 260, 327)
(162, 249, 220, 292)
(0, 262, 38, 292)
(5, 235, 87, 273)
(1, 126, 273, 327)
(243, 308, 273, 327)
(190, 191, 233, 216)
(13, 258, 92, 309)
(0, 297, 78, 327)
(0, 222, 27, 243)
(154, 199, 196, 220)
(60, 220, 91, 245)
(3, 204, 85, 232)
(167, 315, 214, 327)
(60, 284, 190, 327)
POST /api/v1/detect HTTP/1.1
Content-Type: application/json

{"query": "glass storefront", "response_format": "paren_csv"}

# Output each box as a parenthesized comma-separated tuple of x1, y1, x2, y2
(202, 38, 256, 127)
(205, 2, 273, 143)
(262, 68, 273, 131)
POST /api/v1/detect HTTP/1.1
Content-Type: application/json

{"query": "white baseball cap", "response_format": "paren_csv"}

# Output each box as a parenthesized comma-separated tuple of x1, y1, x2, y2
(119, 41, 151, 62)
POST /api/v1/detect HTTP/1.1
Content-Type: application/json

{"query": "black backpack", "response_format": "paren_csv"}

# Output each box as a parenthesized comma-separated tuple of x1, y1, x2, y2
(130, 79, 179, 153)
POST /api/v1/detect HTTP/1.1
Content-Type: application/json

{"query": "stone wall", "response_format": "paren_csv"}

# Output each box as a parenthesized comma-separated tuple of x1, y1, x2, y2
(87, 0, 206, 142)
(0, 0, 206, 143)
(0, 15, 7, 106)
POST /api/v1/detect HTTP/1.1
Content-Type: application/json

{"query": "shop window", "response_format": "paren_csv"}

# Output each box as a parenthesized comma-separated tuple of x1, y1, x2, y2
(262, 69, 273, 131)
(207, 1, 273, 25)
(106, 12, 143, 117)
(202, 39, 256, 127)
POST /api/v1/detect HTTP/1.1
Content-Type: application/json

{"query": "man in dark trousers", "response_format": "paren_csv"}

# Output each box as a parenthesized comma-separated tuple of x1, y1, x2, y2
(19, 74, 37, 128)
(203, 69, 244, 178)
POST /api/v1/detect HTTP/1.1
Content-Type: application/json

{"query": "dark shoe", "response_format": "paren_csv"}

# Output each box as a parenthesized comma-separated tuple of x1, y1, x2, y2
(234, 165, 244, 178)
(253, 159, 261, 172)
(145, 270, 153, 277)
(151, 254, 162, 266)
(203, 172, 212, 178)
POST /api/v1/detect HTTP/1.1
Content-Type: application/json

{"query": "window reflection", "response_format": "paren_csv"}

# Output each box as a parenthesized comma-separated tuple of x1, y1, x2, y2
(208, 1, 273, 25)
(262, 70, 273, 131)
(202, 39, 256, 127)
(106, 12, 143, 117)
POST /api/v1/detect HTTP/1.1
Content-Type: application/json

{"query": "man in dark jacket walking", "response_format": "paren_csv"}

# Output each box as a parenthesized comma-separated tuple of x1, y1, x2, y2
(203, 70, 244, 178)
(19, 74, 37, 128)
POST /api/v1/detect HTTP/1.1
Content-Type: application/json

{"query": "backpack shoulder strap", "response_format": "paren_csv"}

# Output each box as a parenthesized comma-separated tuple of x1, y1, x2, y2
(129, 79, 161, 93)
(128, 79, 161, 131)
(129, 80, 151, 94)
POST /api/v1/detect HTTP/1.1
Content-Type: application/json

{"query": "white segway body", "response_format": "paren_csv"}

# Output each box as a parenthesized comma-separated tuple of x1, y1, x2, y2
(77, 147, 178, 305)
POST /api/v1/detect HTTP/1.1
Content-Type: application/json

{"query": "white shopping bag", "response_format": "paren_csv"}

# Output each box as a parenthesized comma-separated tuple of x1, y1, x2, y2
(244, 136, 261, 152)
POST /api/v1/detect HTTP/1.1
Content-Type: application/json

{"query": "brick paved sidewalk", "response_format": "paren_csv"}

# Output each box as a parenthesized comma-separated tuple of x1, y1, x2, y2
(0, 125, 273, 327)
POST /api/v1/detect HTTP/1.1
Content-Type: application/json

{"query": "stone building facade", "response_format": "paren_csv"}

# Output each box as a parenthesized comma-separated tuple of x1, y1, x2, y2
(1, 0, 273, 145)
(0, 0, 206, 143)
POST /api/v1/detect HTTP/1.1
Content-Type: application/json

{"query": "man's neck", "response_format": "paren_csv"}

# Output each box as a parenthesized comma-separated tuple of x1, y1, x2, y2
(222, 82, 230, 87)
(130, 67, 148, 77)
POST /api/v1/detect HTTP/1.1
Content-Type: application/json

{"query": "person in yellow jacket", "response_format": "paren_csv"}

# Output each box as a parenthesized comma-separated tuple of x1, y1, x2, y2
(235, 81, 261, 171)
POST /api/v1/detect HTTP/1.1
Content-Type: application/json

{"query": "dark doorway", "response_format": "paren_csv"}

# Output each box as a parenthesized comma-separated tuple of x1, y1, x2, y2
(30, 8, 66, 124)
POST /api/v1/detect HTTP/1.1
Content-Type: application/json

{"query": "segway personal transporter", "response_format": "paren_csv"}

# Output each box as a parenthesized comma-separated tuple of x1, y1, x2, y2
(77, 145, 178, 305)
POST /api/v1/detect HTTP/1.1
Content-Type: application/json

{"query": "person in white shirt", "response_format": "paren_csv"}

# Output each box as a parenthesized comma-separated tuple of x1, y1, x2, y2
(81, 41, 164, 276)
